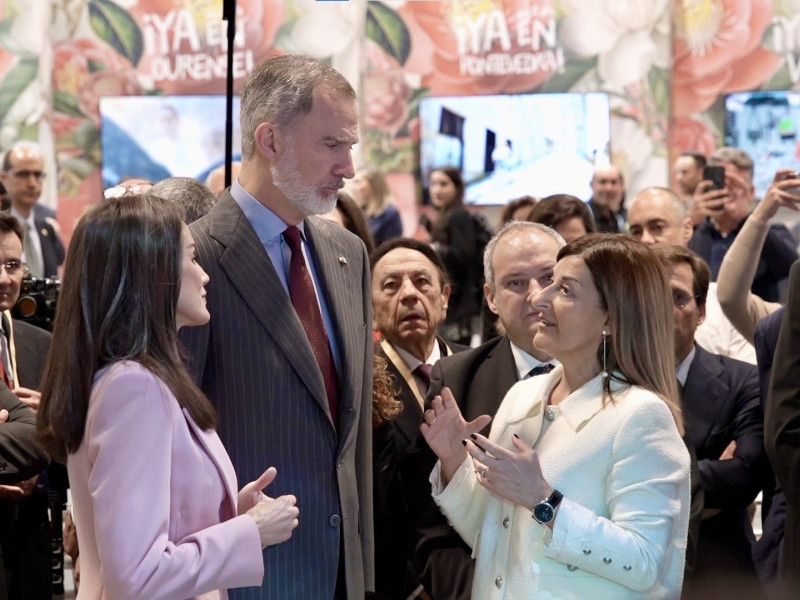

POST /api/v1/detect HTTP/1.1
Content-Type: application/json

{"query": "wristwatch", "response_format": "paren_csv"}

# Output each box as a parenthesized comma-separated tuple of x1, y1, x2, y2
(532, 489, 563, 524)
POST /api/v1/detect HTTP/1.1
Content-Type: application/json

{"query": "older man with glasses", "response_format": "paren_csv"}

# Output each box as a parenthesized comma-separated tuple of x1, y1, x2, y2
(0, 142, 63, 278)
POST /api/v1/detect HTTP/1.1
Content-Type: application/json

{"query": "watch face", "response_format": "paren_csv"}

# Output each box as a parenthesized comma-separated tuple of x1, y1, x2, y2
(534, 502, 554, 523)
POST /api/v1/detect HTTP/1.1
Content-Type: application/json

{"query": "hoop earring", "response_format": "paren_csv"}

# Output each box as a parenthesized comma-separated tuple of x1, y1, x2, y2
(601, 329, 609, 379)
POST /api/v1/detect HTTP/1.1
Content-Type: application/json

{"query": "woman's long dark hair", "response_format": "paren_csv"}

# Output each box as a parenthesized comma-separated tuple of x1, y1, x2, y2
(430, 166, 466, 241)
(37, 194, 216, 461)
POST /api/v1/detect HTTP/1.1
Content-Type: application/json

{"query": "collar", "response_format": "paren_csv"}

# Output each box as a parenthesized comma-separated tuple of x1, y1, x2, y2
(10, 207, 35, 229)
(508, 340, 556, 380)
(676, 344, 696, 387)
(230, 179, 303, 245)
(393, 339, 442, 372)
(505, 365, 630, 433)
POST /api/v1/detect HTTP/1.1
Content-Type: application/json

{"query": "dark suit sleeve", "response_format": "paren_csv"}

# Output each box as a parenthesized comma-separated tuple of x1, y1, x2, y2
(0, 383, 49, 483)
(405, 358, 474, 600)
(699, 361, 766, 508)
(766, 261, 800, 521)
(762, 224, 798, 281)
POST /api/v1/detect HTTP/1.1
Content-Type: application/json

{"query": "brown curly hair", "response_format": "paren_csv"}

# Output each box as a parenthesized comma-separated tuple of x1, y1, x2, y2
(372, 353, 402, 427)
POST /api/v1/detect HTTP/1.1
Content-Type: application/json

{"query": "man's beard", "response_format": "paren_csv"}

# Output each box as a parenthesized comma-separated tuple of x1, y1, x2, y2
(271, 144, 338, 216)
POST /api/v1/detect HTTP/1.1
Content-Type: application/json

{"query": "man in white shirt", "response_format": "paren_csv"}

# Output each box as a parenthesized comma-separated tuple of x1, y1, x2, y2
(627, 186, 756, 364)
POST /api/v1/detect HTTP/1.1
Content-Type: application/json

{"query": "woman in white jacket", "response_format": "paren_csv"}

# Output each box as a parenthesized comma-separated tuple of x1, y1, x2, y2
(423, 234, 691, 599)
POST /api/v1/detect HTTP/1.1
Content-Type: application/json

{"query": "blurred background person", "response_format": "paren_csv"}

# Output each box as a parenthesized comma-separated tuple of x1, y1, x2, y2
(423, 166, 483, 345)
(423, 234, 689, 599)
(528, 193, 596, 243)
(689, 147, 797, 303)
(499, 195, 537, 225)
(36, 194, 299, 599)
(351, 167, 403, 247)
(587, 164, 625, 233)
(205, 161, 241, 198)
(0, 142, 64, 279)
(321, 190, 375, 254)
(150, 176, 218, 225)
(674, 152, 707, 205)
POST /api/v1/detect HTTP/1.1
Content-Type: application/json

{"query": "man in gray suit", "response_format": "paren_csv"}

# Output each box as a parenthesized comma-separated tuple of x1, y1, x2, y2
(181, 55, 373, 599)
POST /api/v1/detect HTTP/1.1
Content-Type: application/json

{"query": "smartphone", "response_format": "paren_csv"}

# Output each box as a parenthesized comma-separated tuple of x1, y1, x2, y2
(777, 170, 800, 195)
(703, 166, 726, 191)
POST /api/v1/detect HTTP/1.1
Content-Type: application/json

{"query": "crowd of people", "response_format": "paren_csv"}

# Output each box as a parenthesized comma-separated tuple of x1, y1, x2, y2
(0, 53, 799, 600)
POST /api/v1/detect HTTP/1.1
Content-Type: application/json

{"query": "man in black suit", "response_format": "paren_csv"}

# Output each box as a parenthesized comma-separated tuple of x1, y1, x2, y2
(370, 238, 460, 599)
(0, 212, 55, 600)
(0, 142, 64, 278)
(408, 221, 564, 599)
(182, 56, 373, 599)
(653, 245, 767, 599)
(765, 262, 800, 599)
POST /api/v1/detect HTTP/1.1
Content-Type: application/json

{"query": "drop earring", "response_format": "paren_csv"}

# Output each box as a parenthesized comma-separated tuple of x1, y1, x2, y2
(601, 329, 609, 379)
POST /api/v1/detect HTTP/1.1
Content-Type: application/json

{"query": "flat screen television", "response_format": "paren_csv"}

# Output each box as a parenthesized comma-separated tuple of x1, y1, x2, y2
(99, 95, 241, 189)
(724, 90, 800, 198)
(418, 92, 611, 205)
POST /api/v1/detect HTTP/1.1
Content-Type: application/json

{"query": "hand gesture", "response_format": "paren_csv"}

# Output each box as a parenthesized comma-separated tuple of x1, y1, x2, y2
(0, 408, 7, 423)
(0, 474, 39, 500)
(421, 387, 491, 484)
(242, 467, 300, 549)
(467, 433, 553, 518)
(692, 179, 729, 220)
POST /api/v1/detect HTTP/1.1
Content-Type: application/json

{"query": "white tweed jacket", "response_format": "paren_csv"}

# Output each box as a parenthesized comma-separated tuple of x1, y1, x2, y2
(431, 366, 690, 600)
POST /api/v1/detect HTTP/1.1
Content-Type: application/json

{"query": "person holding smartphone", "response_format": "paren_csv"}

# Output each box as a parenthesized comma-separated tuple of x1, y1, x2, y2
(36, 195, 299, 599)
(688, 147, 797, 303)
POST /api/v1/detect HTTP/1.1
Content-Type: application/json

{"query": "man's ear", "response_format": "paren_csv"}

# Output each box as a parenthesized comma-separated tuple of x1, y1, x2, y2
(484, 283, 499, 315)
(441, 283, 451, 310)
(697, 302, 706, 327)
(254, 122, 278, 159)
(681, 217, 693, 245)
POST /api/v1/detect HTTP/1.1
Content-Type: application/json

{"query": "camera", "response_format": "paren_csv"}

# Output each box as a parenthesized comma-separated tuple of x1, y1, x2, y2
(13, 276, 60, 331)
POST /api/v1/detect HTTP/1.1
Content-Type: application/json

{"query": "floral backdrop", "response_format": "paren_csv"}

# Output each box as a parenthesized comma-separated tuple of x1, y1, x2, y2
(0, 0, 797, 242)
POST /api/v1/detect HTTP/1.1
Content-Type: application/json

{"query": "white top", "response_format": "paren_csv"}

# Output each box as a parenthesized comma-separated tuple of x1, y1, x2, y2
(431, 366, 690, 599)
(694, 283, 756, 365)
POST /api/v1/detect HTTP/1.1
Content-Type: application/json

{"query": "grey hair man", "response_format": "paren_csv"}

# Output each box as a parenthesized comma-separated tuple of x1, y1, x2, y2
(181, 55, 373, 599)
(406, 221, 565, 600)
(151, 176, 217, 224)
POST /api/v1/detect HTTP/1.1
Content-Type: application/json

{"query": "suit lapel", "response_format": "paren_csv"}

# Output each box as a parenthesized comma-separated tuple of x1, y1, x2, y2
(209, 195, 329, 419)
(682, 346, 729, 449)
(182, 408, 238, 520)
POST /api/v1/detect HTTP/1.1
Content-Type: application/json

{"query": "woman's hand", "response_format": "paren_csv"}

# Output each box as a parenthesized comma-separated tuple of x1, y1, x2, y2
(421, 387, 491, 484)
(467, 432, 553, 513)
(755, 168, 800, 224)
(240, 467, 300, 548)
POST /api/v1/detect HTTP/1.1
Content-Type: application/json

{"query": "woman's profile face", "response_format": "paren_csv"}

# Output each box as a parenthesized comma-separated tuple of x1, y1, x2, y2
(532, 255, 607, 369)
(351, 172, 372, 207)
(429, 170, 458, 208)
(176, 225, 210, 330)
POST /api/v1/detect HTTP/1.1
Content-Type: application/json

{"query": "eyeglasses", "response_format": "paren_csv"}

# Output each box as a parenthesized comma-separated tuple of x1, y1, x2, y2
(7, 170, 45, 181)
(103, 183, 153, 199)
(0, 260, 28, 276)
(672, 290, 699, 310)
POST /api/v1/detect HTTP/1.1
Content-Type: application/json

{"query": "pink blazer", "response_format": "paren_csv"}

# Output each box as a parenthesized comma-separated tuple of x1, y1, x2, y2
(68, 361, 264, 600)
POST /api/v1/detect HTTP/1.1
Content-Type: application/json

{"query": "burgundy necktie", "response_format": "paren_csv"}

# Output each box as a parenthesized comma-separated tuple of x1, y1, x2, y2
(284, 226, 339, 427)
(414, 363, 433, 396)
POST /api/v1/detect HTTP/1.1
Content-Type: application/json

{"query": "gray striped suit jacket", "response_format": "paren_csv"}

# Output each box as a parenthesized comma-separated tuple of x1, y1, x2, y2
(181, 192, 374, 599)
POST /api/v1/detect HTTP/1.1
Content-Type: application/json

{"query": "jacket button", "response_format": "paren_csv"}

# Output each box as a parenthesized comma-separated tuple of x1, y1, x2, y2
(502, 517, 510, 528)
(603, 557, 612, 564)
(567, 565, 578, 572)
(494, 576, 502, 588)
(582, 548, 591, 555)
(329, 515, 341, 527)
(623, 565, 632, 571)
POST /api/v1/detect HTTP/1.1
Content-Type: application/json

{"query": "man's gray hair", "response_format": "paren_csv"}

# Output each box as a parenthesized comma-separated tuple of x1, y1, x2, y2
(708, 146, 754, 181)
(150, 177, 217, 224)
(239, 55, 356, 158)
(483, 220, 565, 290)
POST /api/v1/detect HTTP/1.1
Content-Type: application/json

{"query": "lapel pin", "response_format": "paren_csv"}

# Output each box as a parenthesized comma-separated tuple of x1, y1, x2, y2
(338, 256, 347, 265)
